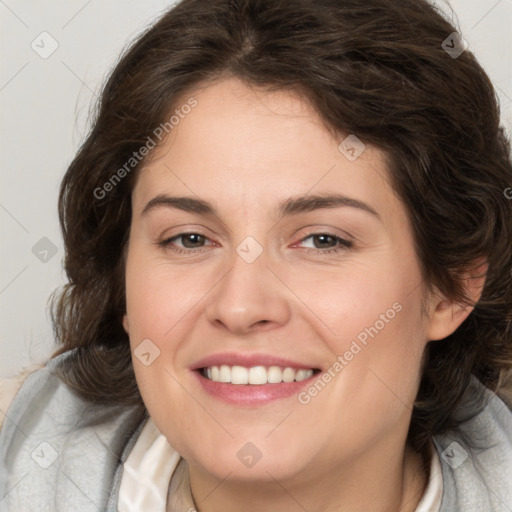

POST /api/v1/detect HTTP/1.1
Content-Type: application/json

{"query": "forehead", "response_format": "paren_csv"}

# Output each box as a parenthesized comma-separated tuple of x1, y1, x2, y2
(131, 77, 400, 225)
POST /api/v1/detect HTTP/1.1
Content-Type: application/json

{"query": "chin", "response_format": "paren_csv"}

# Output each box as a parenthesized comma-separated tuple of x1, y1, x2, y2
(192, 452, 307, 483)
(178, 433, 312, 482)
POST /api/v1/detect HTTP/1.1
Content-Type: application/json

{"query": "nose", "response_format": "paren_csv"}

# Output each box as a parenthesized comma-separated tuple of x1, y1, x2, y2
(205, 245, 292, 336)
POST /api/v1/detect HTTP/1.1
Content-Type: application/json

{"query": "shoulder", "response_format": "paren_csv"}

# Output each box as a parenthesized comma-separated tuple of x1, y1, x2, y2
(0, 351, 147, 511)
(0, 362, 45, 430)
(434, 376, 512, 512)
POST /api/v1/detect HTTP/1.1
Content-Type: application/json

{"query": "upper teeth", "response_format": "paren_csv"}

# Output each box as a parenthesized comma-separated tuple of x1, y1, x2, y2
(203, 365, 314, 385)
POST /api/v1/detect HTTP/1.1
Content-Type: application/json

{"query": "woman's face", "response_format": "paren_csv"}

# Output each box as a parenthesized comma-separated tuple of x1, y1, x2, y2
(123, 77, 438, 484)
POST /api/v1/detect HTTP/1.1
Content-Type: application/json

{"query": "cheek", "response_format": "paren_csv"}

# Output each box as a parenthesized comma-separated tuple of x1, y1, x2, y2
(125, 250, 223, 450)
(291, 251, 426, 413)
(297, 297, 426, 463)
(278, 252, 423, 352)
(131, 359, 198, 458)
(125, 250, 210, 340)
(323, 292, 425, 434)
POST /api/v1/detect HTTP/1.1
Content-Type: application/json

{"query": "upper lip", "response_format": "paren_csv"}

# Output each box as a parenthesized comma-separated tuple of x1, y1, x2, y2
(190, 352, 320, 371)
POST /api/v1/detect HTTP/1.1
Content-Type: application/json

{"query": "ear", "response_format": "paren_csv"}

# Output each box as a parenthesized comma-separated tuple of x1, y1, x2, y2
(123, 314, 130, 334)
(425, 260, 488, 341)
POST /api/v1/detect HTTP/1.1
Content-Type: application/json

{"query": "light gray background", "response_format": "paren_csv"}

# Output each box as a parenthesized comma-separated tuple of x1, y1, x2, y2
(1, 0, 511, 377)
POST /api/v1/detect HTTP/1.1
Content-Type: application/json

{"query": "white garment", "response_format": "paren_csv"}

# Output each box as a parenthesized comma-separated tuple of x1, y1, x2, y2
(415, 442, 443, 512)
(118, 419, 182, 511)
(118, 418, 443, 512)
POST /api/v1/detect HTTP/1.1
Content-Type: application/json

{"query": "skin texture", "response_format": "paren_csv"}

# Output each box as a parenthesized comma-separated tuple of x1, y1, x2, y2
(123, 77, 481, 512)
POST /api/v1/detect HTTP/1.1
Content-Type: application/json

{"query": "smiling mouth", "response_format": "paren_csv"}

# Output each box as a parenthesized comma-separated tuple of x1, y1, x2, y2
(200, 365, 321, 385)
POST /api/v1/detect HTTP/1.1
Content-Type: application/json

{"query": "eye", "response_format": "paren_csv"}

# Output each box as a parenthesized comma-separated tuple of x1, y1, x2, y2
(296, 233, 353, 254)
(158, 232, 213, 253)
(157, 231, 353, 256)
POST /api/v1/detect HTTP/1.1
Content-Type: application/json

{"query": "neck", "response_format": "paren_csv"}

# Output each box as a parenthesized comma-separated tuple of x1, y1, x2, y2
(187, 441, 429, 512)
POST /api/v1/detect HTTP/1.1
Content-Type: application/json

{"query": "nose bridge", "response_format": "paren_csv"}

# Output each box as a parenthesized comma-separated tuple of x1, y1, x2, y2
(205, 237, 291, 333)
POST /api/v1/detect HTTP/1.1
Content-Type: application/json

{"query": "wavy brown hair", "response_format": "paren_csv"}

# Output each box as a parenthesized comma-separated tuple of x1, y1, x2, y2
(50, 0, 512, 454)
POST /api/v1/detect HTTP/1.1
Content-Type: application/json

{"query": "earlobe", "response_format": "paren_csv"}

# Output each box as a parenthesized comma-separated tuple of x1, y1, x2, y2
(123, 314, 130, 334)
(425, 260, 487, 341)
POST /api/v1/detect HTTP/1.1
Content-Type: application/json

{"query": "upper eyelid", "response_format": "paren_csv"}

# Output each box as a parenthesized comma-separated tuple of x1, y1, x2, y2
(160, 222, 353, 240)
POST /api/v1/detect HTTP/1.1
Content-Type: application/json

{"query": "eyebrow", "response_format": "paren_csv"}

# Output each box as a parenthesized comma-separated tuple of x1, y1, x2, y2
(141, 193, 380, 219)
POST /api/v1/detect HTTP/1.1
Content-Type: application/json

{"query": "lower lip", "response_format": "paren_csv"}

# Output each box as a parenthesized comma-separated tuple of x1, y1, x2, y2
(193, 371, 317, 405)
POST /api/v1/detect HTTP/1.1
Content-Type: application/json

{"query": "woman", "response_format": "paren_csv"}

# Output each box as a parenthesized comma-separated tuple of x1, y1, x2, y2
(1, 0, 511, 510)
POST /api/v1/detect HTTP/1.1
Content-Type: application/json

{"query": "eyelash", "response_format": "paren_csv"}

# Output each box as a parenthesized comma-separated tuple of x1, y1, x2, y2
(157, 231, 353, 256)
